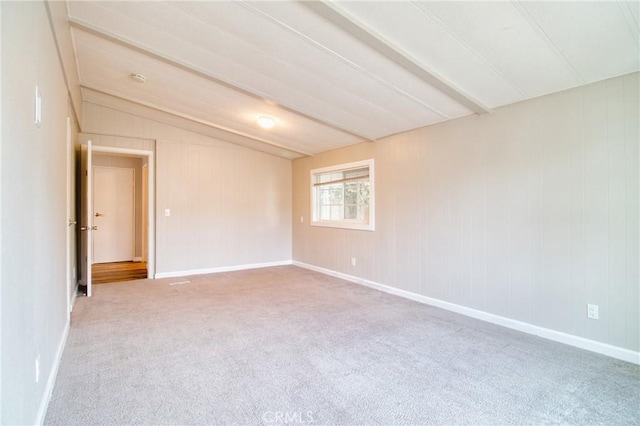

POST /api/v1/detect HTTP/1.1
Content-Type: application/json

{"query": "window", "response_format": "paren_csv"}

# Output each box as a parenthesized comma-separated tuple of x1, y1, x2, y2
(311, 159, 374, 231)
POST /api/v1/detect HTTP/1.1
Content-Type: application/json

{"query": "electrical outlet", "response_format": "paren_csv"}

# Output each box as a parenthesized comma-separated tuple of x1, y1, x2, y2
(351, 257, 356, 267)
(587, 304, 599, 320)
(164, 208, 171, 217)
(35, 355, 41, 383)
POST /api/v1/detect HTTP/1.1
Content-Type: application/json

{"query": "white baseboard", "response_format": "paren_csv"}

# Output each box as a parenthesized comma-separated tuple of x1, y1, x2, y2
(293, 261, 640, 365)
(155, 260, 293, 279)
(35, 320, 70, 425)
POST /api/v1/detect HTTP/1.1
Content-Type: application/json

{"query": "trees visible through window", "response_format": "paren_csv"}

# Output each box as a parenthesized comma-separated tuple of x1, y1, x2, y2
(311, 159, 374, 231)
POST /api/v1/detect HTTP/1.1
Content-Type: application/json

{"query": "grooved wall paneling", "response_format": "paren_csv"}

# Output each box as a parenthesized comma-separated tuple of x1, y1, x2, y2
(1, 2, 70, 423)
(293, 72, 640, 352)
(81, 103, 292, 275)
(155, 140, 291, 273)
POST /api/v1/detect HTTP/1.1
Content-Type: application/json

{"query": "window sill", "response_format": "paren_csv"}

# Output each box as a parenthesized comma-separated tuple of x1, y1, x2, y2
(311, 221, 375, 231)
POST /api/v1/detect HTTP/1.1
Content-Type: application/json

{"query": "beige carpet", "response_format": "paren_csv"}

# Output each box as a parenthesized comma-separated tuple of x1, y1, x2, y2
(45, 266, 639, 425)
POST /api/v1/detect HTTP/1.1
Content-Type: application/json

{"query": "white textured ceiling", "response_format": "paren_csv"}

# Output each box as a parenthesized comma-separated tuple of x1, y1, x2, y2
(67, 1, 640, 158)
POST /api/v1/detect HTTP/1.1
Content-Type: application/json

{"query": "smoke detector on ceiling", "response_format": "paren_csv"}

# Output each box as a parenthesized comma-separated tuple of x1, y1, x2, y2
(131, 73, 146, 83)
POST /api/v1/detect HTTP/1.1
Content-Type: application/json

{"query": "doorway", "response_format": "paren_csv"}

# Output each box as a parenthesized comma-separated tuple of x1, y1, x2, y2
(93, 166, 135, 263)
(79, 143, 155, 296)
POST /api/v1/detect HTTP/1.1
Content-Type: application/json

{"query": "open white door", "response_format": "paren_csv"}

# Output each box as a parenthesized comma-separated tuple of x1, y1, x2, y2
(66, 117, 77, 316)
(79, 140, 94, 297)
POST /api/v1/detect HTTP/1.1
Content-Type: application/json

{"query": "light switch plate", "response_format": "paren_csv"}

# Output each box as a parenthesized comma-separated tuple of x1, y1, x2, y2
(34, 86, 42, 128)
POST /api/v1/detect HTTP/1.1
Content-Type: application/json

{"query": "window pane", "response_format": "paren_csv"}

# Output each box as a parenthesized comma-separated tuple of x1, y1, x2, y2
(311, 159, 374, 230)
(344, 204, 358, 219)
(320, 205, 330, 220)
(328, 184, 343, 204)
(358, 182, 370, 205)
(358, 205, 369, 222)
(330, 205, 342, 220)
(344, 182, 358, 206)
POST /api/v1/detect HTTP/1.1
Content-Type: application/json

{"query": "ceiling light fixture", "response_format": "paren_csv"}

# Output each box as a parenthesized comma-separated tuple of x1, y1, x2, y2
(131, 73, 146, 83)
(257, 115, 276, 129)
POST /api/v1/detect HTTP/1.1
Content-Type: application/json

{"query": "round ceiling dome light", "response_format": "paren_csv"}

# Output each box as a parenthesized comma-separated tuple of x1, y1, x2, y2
(131, 73, 146, 83)
(257, 115, 276, 129)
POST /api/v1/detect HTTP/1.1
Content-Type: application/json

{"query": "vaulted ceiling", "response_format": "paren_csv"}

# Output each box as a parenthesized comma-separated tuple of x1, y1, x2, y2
(67, 1, 640, 158)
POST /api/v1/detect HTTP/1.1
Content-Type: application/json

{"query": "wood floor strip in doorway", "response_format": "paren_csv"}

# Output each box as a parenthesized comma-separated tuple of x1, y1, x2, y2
(93, 261, 147, 284)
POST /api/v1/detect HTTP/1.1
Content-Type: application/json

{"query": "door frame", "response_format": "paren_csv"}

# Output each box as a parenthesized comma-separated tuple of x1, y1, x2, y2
(141, 163, 148, 263)
(91, 145, 155, 279)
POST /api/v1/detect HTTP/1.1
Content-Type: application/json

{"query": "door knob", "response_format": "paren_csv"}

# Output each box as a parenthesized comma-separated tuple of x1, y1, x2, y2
(68, 220, 77, 227)
(80, 226, 98, 231)
(94, 212, 103, 217)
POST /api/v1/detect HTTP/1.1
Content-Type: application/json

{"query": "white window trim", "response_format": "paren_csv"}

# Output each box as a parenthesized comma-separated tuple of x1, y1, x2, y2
(310, 159, 375, 231)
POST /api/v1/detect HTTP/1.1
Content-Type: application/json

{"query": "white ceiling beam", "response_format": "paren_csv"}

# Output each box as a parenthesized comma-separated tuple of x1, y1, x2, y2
(302, 1, 491, 115)
(68, 17, 373, 142)
(239, 1, 452, 121)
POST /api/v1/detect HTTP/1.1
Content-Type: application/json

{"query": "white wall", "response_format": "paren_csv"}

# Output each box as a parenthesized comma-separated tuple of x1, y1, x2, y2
(155, 139, 291, 274)
(82, 104, 292, 276)
(293, 72, 639, 355)
(1, 2, 71, 423)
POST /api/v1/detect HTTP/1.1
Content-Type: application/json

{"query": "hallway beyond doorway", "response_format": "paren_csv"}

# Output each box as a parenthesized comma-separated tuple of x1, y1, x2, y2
(92, 261, 147, 284)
